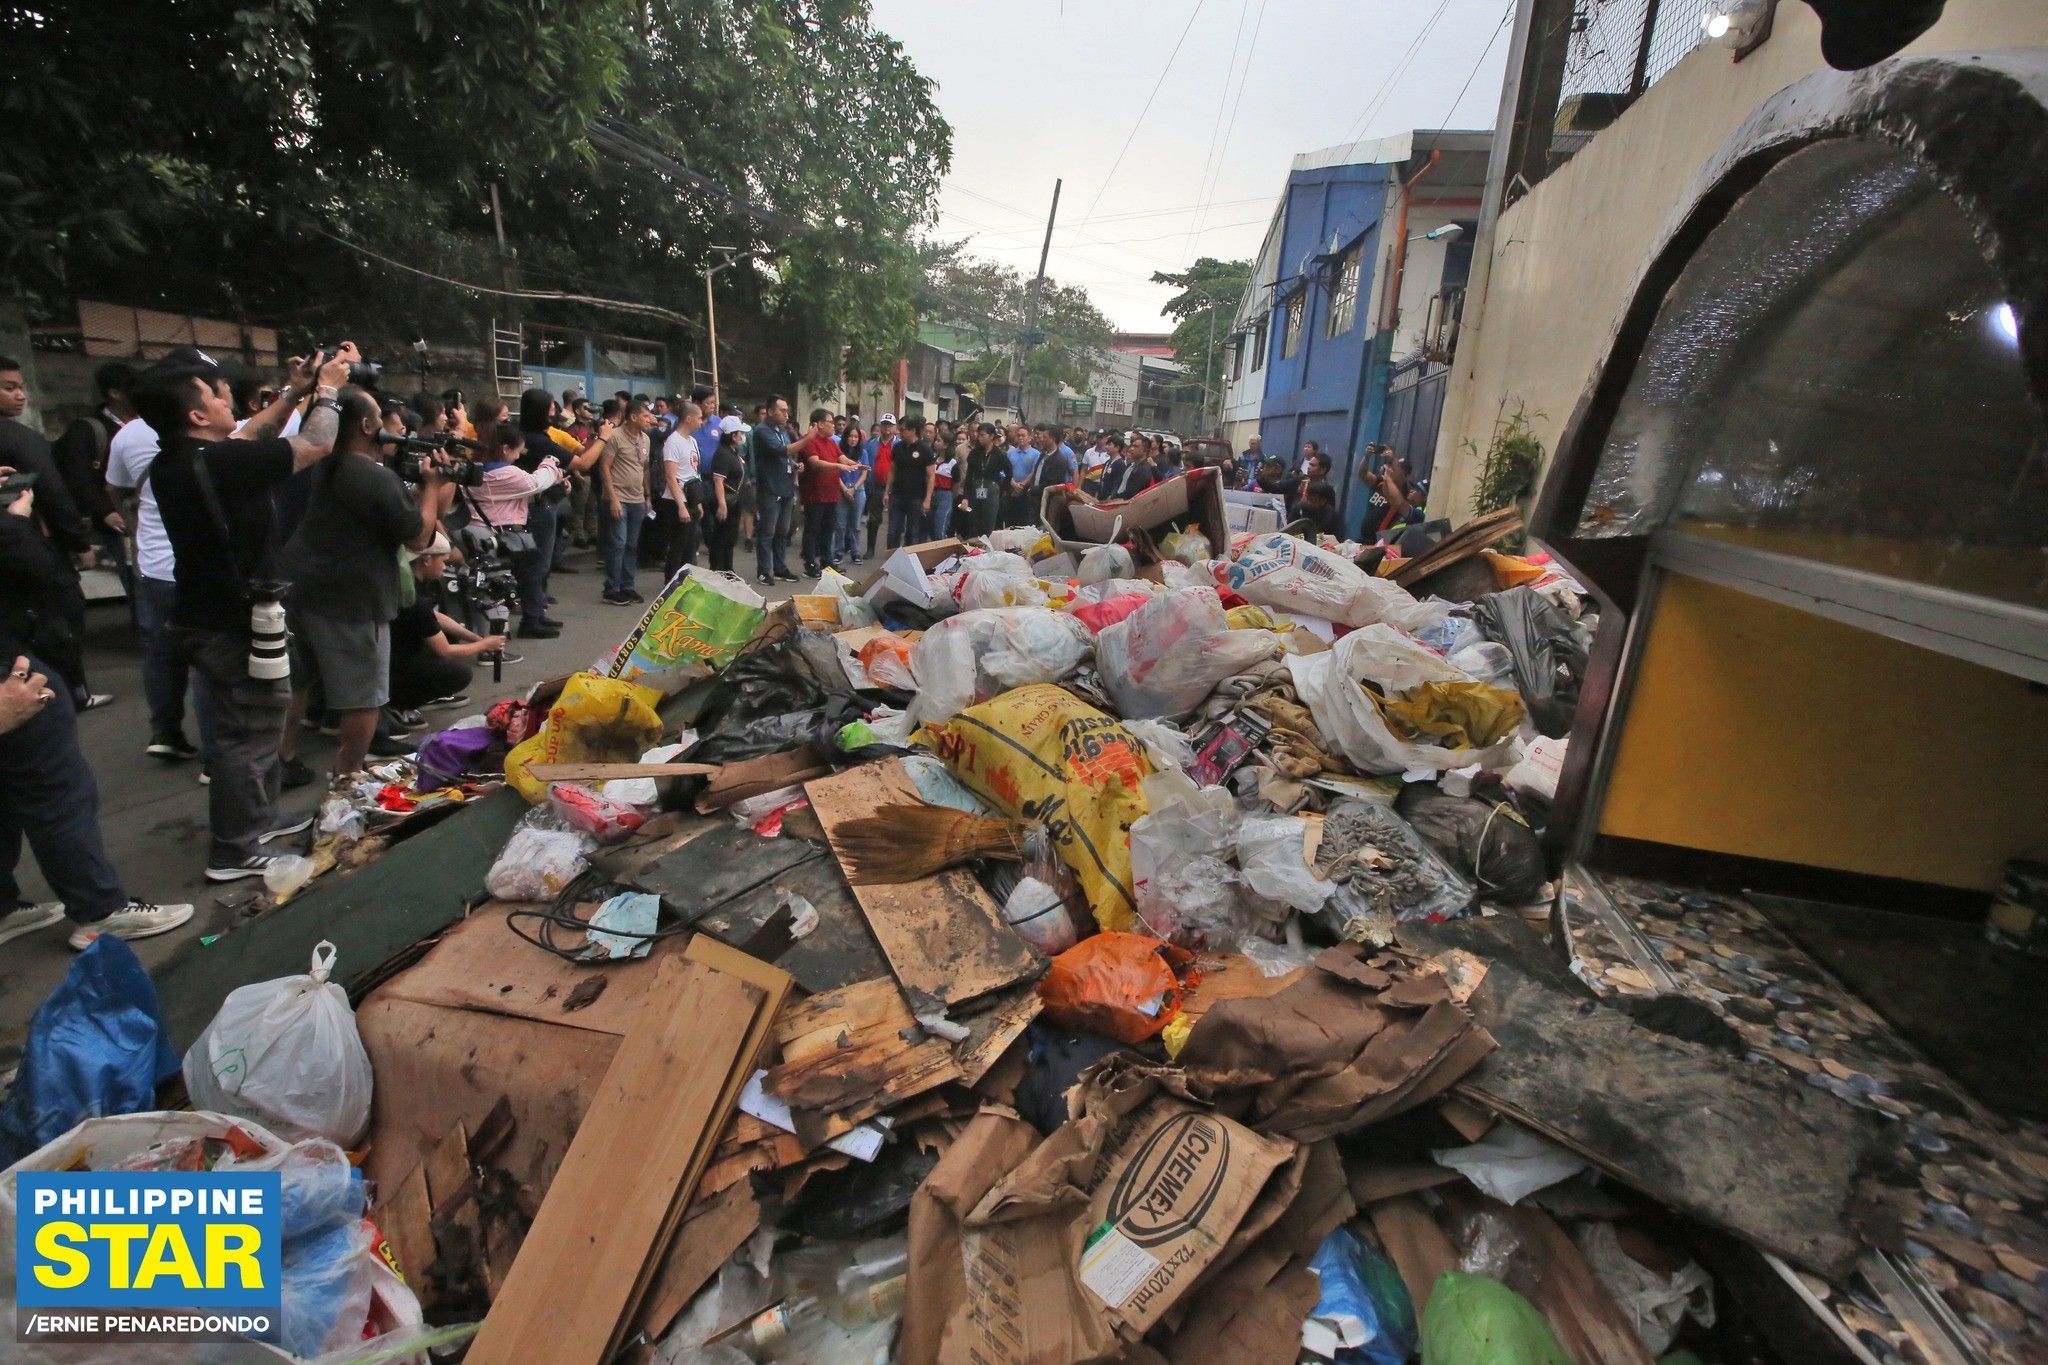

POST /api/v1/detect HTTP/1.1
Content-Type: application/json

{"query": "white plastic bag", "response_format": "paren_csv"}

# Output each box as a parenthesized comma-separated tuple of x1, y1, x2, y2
(1225, 532, 1435, 629)
(1093, 588, 1283, 720)
(1001, 877, 1083, 956)
(907, 607, 1092, 725)
(485, 823, 595, 900)
(1235, 815, 1334, 915)
(1076, 542, 1135, 585)
(1288, 623, 1522, 775)
(1129, 775, 1245, 949)
(1433, 1123, 1589, 1205)
(954, 567, 1049, 611)
(1449, 641, 1516, 689)
(182, 943, 374, 1145)
(1122, 716, 1197, 773)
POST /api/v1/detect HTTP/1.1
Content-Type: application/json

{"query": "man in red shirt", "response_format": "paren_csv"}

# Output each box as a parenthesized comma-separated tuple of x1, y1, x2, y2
(795, 407, 857, 576)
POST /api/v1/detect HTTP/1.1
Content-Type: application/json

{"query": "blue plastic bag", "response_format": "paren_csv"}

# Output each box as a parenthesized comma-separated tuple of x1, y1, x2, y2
(0, 936, 179, 1165)
(1308, 1225, 1418, 1365)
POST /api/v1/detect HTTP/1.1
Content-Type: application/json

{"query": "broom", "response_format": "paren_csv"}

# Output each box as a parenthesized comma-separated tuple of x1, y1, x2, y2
(834, 803, 1027, 884)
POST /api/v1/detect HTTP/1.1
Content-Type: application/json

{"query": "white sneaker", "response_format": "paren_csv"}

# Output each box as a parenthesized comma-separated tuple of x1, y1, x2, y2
(207, 854, 289, 883)
(0, 901, 65, 947)
(67, 900, 195, 951)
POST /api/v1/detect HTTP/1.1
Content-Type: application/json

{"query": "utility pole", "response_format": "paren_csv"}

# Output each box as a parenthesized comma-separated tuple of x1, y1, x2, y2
(1204, 302, 1221, 435)
(1013, 178, 1062, 422)
(705, 246, 740, 401)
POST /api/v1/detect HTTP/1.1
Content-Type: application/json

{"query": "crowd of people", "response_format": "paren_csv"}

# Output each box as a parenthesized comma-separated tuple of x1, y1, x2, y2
(0, 341, 1427, 957)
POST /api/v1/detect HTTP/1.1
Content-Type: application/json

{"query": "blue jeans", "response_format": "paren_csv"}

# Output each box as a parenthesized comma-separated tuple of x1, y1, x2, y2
(930, 489, 955, 539)
(603, 501, 648, 595)
(755, 491, 795, 579)
(837, 486, 867, 561)
(135, 575, 213, 754)
(0, 652, 125, 923)
(527, 499, 560, 599)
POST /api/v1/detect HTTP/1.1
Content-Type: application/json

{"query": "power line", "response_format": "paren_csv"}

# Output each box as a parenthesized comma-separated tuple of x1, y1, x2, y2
(1428, 0, 1516, 141)
(1187, 0, 1269, 258)
(1072, 0, 1210, 232)
(1336, 0, 1457, 149)
(1183, 0, 1255, 261)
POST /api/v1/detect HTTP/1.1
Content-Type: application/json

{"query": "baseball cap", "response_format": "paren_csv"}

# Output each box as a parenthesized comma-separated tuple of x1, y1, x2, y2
(719, 415, 745, 434)
(878, 412, 897, 424)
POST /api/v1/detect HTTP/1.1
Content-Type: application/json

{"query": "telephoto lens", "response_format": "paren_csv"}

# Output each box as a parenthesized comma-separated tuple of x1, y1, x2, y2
(248, 598, 291, 680)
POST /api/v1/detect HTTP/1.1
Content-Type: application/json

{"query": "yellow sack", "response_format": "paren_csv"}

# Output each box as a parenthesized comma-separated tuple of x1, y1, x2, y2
(931, 684, 1152, 932)
(505, 672, 665, 803)
(1375, 680, 1526, 752)
(1483, 550, 1550, 588)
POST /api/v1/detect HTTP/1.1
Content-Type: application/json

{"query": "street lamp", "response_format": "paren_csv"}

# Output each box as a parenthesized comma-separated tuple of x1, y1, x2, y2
(705, 245, 741, 400)
(1409, 223, 1465, 243)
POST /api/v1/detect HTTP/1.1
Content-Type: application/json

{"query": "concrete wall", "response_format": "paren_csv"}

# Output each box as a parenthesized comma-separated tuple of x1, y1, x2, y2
(1428, 0, 2048, 523)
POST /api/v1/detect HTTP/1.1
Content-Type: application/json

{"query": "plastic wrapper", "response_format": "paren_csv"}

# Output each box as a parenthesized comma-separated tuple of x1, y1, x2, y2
(182, 942, 373, 1146)
(1238, 924, 1319, 978)
(1411, 604, 1486, 657)
(548, 782, 650, 843)
(1159, 529, 1211, 563)
(857, 634, 917, 690)
(1076, 541, 1135, 584)
(1317, 800, 1476, 923)
(505, 672, 667, 803)
(1434, 1124, 1589, 1205)
(1573, 1222, 1715, 1355)
(1001, 876, 1083, 956)
(318, 795, 366, 841)
(817, 565, 879, 629)
(602, 738, 692, 807)
(1129, 775, 1242, 949)
(485, 809, 596, 901)
(1037, 933, 1195, 1044)
(1235, 814, 1335, 915)
(1303, 1225, 1415, 1365)
(1420, 1271, 1571, 1365)
(1122, 716, 1196, 773)
(1395, 784, 1547, 903)
(1094, 587, 1284, 720)
(907, 608, 1092, 726)
(1288, 624, 1523, 774)
(1226, 532, 1436, 629)
(0, 938, 178, 1165)
(1504, 735, 1566, 805)
(1448, 642, 1517, 690)
(1472, 586, 1593, 739)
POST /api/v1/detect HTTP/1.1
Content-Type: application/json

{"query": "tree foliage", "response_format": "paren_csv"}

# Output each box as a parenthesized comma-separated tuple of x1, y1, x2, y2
(918, 242, 1114, 397)
(1, 0, 950, 390)
(1150, 256, 1253, 405)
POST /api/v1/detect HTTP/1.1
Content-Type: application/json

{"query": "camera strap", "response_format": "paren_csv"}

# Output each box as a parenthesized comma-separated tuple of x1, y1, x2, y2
(188, 445, 254, 605)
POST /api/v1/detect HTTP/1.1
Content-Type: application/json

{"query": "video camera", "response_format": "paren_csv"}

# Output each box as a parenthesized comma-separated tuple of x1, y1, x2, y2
(442, 522, 518, 681)
(319, 346, 382, 388)
(375, 431, 486, 487)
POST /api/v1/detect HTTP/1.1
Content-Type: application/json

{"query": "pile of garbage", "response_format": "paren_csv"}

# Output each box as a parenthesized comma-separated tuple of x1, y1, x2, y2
(3, 470, 2036, 1365)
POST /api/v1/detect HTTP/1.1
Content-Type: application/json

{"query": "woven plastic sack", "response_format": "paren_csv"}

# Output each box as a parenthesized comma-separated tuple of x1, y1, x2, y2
(1037, 934, 1195, 1044)
(1094, 587, 1283, 720)
(505, 672, 665, 802)
(907, 608, 1092, 726)
(1288, 624, 1523, 774)
(183, 943, 373, 1146)
(606, 568, 768, 687)
(1225, 532, 1435, 629)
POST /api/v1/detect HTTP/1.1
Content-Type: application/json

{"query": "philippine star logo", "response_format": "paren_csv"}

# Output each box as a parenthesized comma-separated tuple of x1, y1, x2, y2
(14, 1170, 282, 1345)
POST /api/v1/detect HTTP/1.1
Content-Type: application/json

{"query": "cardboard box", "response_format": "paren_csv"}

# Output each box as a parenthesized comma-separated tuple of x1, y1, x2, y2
(859, 538, 971, 610)
(1042, 468, 1229, 565)
(1223, 489, 1288, 537)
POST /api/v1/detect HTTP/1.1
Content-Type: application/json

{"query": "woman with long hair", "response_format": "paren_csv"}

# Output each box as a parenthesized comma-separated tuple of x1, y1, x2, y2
(473, 426, 566, 638)
(704, 419, 749, 573)
(954, 423, 1003, 540)
(836, 423, 869, 566)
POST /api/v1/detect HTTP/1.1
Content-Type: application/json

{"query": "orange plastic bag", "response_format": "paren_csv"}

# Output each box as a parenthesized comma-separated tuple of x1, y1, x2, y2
(858, 634, 916, 690)
(1037, 933, 1196, 1044)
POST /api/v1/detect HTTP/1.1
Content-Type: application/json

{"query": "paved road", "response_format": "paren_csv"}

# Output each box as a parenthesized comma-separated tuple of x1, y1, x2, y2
(0, 545, 802, 1065)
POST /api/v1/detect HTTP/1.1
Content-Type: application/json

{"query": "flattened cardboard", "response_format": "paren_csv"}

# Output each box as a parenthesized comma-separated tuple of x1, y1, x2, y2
(808, 760, 1046, 1010)
(860, 538, 972, 609)
(1043, 466, 1228, 564)
(968, 1060, 1297, 1342)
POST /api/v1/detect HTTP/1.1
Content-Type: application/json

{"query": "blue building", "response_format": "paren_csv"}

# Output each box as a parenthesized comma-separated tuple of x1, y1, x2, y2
(1222, 130, 1487, 537)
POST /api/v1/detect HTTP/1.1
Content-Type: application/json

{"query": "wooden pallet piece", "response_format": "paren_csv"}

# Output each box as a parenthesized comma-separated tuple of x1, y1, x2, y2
(465, 955, 763, 1365)
(805, 761, 1044, 1010)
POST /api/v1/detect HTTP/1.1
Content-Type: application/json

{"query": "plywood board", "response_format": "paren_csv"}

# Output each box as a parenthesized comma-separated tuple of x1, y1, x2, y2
(806, 761, 1045, 1010)
(633, 1182, 763, 1344)
(625, 823, 819, 922)
(466, 958, 763, 1365)
(691, 853, 890, 994)
(374, 901, 695, 1037)
(1367, 1195, 1458, 1316)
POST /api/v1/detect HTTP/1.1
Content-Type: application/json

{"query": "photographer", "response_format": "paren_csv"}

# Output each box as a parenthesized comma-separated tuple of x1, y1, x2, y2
(275, 378, 445, 787)
(389, 532, 503, 712)
(473, 424, 568, 639)
(133, 344, 352, 883)
(516, 388, 608, 606)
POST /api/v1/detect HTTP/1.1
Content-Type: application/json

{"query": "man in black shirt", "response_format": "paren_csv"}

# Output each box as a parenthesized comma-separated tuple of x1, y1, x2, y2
(135, 345, 352, 883)
(0, 356, 107, 710)
(1293, 481, 1344, 539)
(388, 533, 504, 711)
(277, 385, 441, 780)
(886, 416, 935, 549)
(1025, 423, 1074, 511)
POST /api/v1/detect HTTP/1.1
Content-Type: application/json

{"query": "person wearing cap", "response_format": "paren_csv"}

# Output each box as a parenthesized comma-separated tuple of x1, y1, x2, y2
(387, 532, 506, 715)
(704, 415, 750, 573)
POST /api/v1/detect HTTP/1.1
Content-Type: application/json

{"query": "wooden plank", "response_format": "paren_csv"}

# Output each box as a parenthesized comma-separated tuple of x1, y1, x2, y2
(806, 761, 1045, 1010)
(466, 958, 763, 1365)
(1367, 1195, 1458, 1316)
(527, 761, 720, 781)
(776, 978, 910, 1055)
(696, 750, 833, 813)
(374, 901, 697, 1037)
(154, 786, 527, 1048)
(1504, 1203, 1657, 1365)
(373, 1163, 436, 1297)
(633, 1182, 763, 1344)
(1455, 951, 1879, 1278)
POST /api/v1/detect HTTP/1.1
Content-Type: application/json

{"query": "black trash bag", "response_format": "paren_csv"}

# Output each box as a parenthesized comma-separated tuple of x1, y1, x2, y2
(782, 1139, 940, 1240)
(1471, 586, 1590, 738)
(1394, 783, 1548, 904)
(706, 628, 850, 733)
(680, 694, 870, 768)
(1012, 1020, 1139, 1136)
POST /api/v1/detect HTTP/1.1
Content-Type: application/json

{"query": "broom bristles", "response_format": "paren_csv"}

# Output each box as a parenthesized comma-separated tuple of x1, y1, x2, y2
(836, 804, 1026, 884)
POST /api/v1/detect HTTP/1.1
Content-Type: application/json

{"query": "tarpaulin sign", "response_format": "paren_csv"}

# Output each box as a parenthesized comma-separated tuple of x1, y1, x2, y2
(14, 1170, 282, 1345)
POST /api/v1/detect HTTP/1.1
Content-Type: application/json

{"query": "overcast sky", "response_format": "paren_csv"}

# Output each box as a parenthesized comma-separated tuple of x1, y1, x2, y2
(867, 0, 1514, 332)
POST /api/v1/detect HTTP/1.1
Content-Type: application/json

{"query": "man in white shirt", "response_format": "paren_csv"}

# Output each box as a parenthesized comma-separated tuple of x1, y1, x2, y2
(106, 416, 210, 768)
(655, 400, 705, 580)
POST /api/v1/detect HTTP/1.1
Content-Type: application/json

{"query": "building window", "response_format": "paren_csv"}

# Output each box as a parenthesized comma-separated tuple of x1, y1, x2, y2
(1325, 244, 1361, 337)
(1280, 299, 1302, 359)
(1252, 317, 1268, 371)
(1229, 339, 1244, 382)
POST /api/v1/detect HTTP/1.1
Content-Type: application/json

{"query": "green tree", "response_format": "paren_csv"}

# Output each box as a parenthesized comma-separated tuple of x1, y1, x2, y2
(1150, 257, 1253, 411)
(919, 245, 1113, 397)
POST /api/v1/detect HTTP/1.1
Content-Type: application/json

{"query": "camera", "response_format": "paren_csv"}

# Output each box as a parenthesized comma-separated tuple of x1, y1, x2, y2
(377, 431, 486, 487)
(444, 524, 519, 681)
(320, 346, 382, 388)
(246, 580, 292, 681)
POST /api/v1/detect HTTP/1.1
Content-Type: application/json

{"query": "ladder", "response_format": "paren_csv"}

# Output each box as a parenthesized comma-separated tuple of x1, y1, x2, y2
(490, 320, 524, 399)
